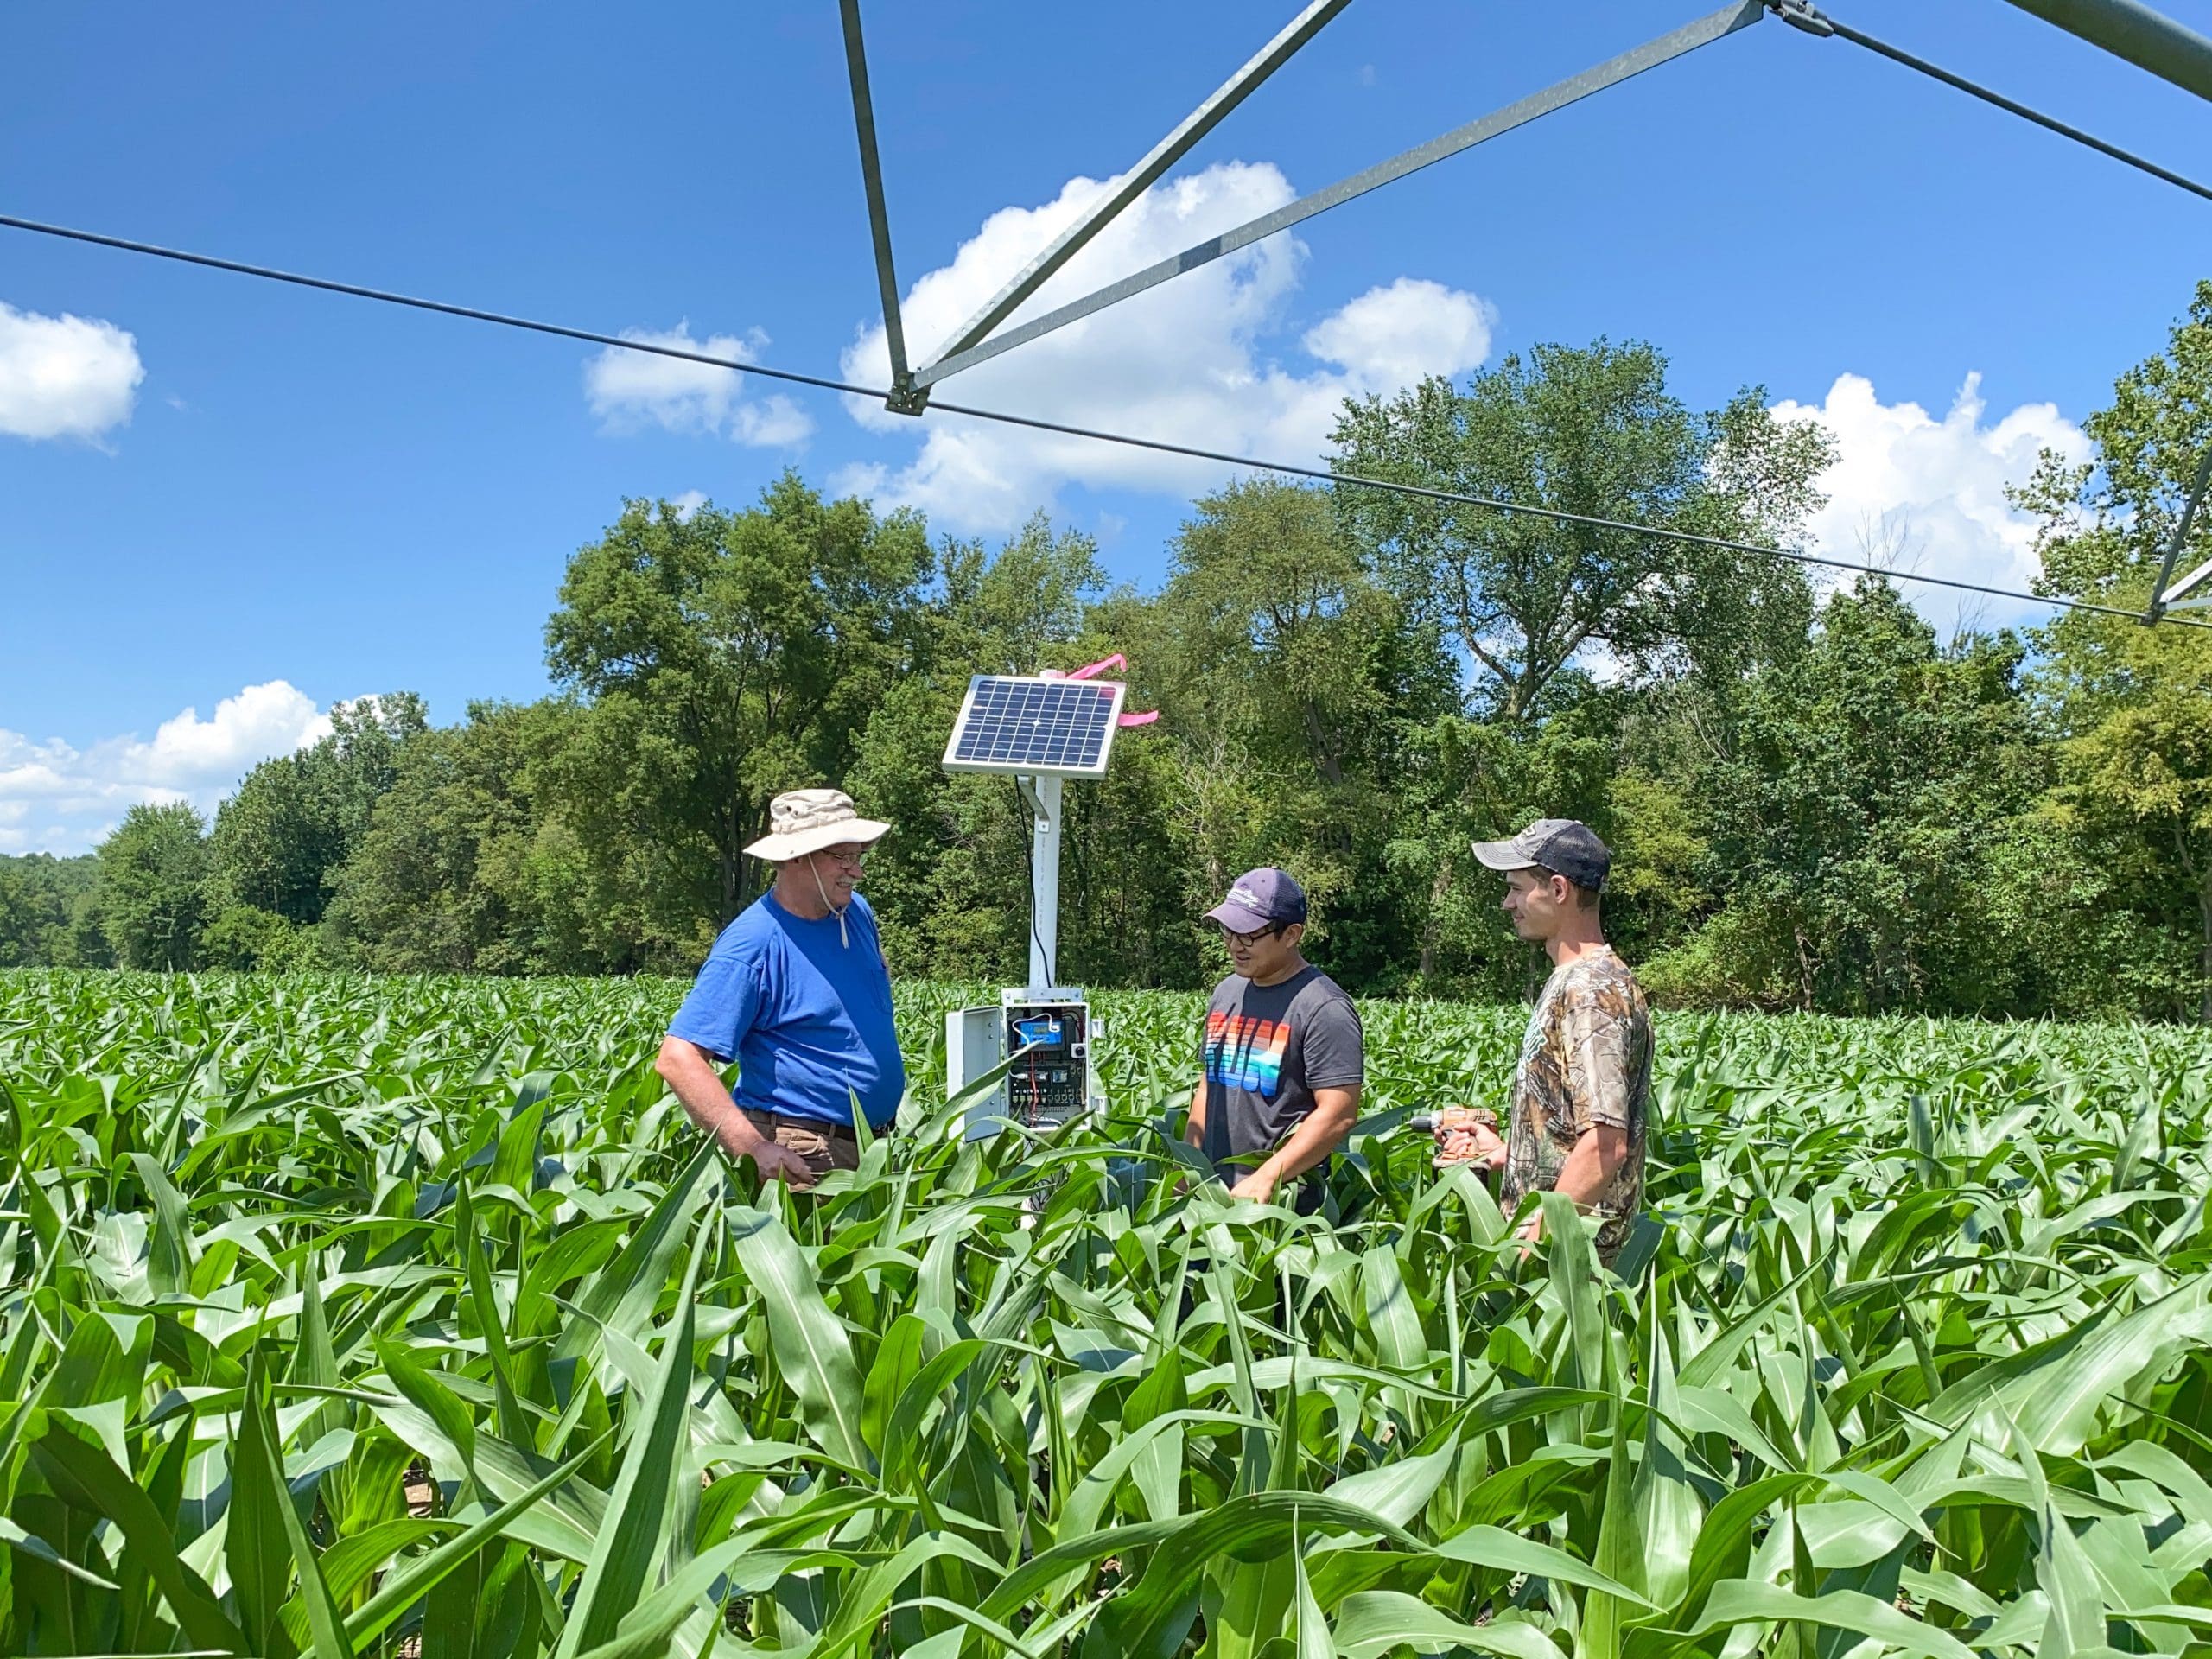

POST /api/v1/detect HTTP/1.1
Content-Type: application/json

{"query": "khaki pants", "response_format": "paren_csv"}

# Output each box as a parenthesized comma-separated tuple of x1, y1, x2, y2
(743, 1110, 864, 1191)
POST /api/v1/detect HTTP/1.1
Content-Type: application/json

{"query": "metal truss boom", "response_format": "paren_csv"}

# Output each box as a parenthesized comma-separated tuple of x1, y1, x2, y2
(913, 0, 1765, 391)
(1997, 0, 2212, 106)
(906, 0, 1354, 410)
(839, 0, 913, 404)
(2146, 446, 2212, 620)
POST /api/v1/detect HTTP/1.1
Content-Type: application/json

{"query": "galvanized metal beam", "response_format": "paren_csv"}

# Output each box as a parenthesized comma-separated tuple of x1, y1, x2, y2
(914, 0, 1764, 391)
(2146, 445, 2212, 622)
(839, 0, 917, 410)
(1997, 0, 2212, 106)
(912, 0, 1354, 402)
(2160, 550, 2212, 606)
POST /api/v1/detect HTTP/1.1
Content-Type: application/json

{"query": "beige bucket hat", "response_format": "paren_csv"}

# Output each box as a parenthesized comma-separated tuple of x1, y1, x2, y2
(743, 789, 891, 862)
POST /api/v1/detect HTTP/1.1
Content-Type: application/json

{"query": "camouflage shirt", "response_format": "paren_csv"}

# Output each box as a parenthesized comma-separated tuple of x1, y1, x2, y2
(1501, 946, 1651, 1262)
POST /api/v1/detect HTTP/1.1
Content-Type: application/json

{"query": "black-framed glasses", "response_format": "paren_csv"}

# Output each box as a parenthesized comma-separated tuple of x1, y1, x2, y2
(1217, 920, 1283, 947)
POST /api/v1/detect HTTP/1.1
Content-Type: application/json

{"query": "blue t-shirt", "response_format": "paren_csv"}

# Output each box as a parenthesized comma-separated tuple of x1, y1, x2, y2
(668, 890, 906, 1130)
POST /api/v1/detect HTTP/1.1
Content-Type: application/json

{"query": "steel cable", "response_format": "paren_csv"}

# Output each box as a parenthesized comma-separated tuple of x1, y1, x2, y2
(3, 207, 2206, 633)
(1768, 0, 2212, 205)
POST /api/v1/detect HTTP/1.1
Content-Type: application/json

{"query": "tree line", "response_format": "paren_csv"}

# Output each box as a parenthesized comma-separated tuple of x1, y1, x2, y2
(6, 300, 2209, 1021)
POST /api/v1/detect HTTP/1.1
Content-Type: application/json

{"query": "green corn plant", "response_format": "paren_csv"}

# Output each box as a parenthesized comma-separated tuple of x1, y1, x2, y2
(0, 968, 2205, 1656)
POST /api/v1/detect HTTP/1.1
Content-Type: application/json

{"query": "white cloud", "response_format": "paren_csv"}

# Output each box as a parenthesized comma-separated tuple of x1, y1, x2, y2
(667, 489, 709, 522)
(837, 162, 1496, 531)
(0, 682, 339, 855)
(583, 323, 814, 448)
(0, 300, 145, 442)
(1303, 278, 1495, 401)
(1772, 372, 2091, 633)
(731, 395, 813, 448)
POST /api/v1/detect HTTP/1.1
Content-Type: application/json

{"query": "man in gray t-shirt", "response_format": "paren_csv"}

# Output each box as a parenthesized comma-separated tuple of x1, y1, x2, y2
(1184, 867, 1364, 1206)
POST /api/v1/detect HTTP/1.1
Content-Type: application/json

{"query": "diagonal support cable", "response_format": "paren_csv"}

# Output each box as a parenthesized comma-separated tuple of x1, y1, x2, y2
(1770, 0, 2212, 205)
(2145, 445, 2212, 621)
(915, 0, 1765, 391)
(839, 0, 917, 410)
(911, 0, 1353, 407)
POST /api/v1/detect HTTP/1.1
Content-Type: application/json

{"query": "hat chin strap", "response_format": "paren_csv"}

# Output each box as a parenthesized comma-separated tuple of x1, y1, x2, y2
(807, 853, 850, 948)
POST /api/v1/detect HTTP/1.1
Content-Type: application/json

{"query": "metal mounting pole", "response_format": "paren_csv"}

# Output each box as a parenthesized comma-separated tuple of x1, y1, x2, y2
(911, 0, 1353, 407)
(1026, 773, 1063, 991)
(1997, 0, 2212, 106)
(916, 0, 1764, 391)
(2145, 445, 2212, 622)
(838, 0, 918, 411)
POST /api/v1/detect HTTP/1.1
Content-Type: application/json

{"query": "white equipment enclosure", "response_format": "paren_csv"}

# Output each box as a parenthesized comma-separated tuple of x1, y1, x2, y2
(940, 672, 1127, 1138)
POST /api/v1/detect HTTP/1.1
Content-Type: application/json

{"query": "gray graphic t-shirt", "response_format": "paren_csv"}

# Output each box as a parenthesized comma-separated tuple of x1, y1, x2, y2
(1199, 965, 1364, 1185)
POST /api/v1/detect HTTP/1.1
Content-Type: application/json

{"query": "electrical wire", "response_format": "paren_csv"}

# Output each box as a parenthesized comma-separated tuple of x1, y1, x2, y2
(0, 213, 878, 403)
(920, 391, 2202, 627)
(1767, 1, 2212, 207)
(4, 207, 2208, 633)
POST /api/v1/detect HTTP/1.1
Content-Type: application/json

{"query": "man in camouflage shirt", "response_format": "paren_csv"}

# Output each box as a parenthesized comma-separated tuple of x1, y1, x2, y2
(1440, 819, 1650, 1263)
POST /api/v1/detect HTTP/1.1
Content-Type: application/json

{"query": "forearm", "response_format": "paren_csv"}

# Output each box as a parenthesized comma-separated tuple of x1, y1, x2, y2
(1185, 1082, 1208, 1149)
(658, 1039, 768, 1156)
(1552, 1125, 1628, 1210)
(1260, 1088, 1360, 1185)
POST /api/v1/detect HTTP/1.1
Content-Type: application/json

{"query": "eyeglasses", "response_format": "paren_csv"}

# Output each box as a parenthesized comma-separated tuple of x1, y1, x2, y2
(1217, 921, 1283, 947)
(812, 846, 868, 869)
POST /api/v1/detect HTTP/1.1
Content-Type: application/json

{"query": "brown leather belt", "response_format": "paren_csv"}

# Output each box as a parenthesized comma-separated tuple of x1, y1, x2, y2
(745, 1109, 894, 1142)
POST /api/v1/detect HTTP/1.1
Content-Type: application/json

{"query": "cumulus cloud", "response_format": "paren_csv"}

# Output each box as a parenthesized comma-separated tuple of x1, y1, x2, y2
(1773, 372, 2091, 632)
(1304, 278, 1495, 400)
(836, 162, 1496, 531)
(583, 323, 814, 448)
(0, 682, 339, 855)
(0, 300, 145, 442)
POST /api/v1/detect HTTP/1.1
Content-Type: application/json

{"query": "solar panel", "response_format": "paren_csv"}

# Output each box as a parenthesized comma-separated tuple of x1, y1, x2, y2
(941, 675, 1126, 779)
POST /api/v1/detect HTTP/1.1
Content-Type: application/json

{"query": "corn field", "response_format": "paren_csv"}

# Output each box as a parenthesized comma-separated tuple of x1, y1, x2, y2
(1, 969, 2208, 1657)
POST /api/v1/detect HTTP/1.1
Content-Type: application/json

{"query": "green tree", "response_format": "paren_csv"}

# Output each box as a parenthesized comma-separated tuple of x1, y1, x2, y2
(326, 700, 603, 974)
(1383, 698, 1622, 994)
(198, 906, 310, 971)
(1644, 580, 2053, 1014)
(2013, 279, 2212, 1019)
(1131, 480, 1455, 988)
(93, 803, 211, 970)
(0, 854, 103, 966)
(0, 861, 48, 967)
(543, 480, 931, 960)
(207, 692, 427, 931)
(1329, 340, 1828, 720)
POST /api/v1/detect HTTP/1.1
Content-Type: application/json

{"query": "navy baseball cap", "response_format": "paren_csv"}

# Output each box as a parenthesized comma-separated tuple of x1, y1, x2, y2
(1205, 867, 1307, 932)
(1470, 818, 1611, 893)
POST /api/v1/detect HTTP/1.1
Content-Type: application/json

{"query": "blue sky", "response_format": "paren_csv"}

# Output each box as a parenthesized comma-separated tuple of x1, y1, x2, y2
(6, 0, 2212, 852)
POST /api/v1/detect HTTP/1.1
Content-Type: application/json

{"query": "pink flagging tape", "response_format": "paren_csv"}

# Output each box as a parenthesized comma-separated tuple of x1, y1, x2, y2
(1067, 653, 1126, 682)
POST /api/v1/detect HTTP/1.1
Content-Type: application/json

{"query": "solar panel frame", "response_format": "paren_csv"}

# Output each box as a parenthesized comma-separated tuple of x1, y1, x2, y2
(941, 675, 1127, 779)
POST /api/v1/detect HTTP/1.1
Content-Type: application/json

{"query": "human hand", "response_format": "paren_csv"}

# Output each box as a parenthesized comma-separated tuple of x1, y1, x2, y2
(1228, 1166, 1281, 1204)
(1431, 1107, 1503, 1170)
(741, 1139, 816, 1187)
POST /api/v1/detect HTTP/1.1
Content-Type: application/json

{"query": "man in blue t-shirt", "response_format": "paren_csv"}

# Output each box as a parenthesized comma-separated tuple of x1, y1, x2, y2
(655, 788, 907, 1190)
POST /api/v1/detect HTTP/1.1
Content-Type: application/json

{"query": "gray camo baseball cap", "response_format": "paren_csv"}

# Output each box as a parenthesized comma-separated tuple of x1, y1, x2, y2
(1470, 818, 1611, 893)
